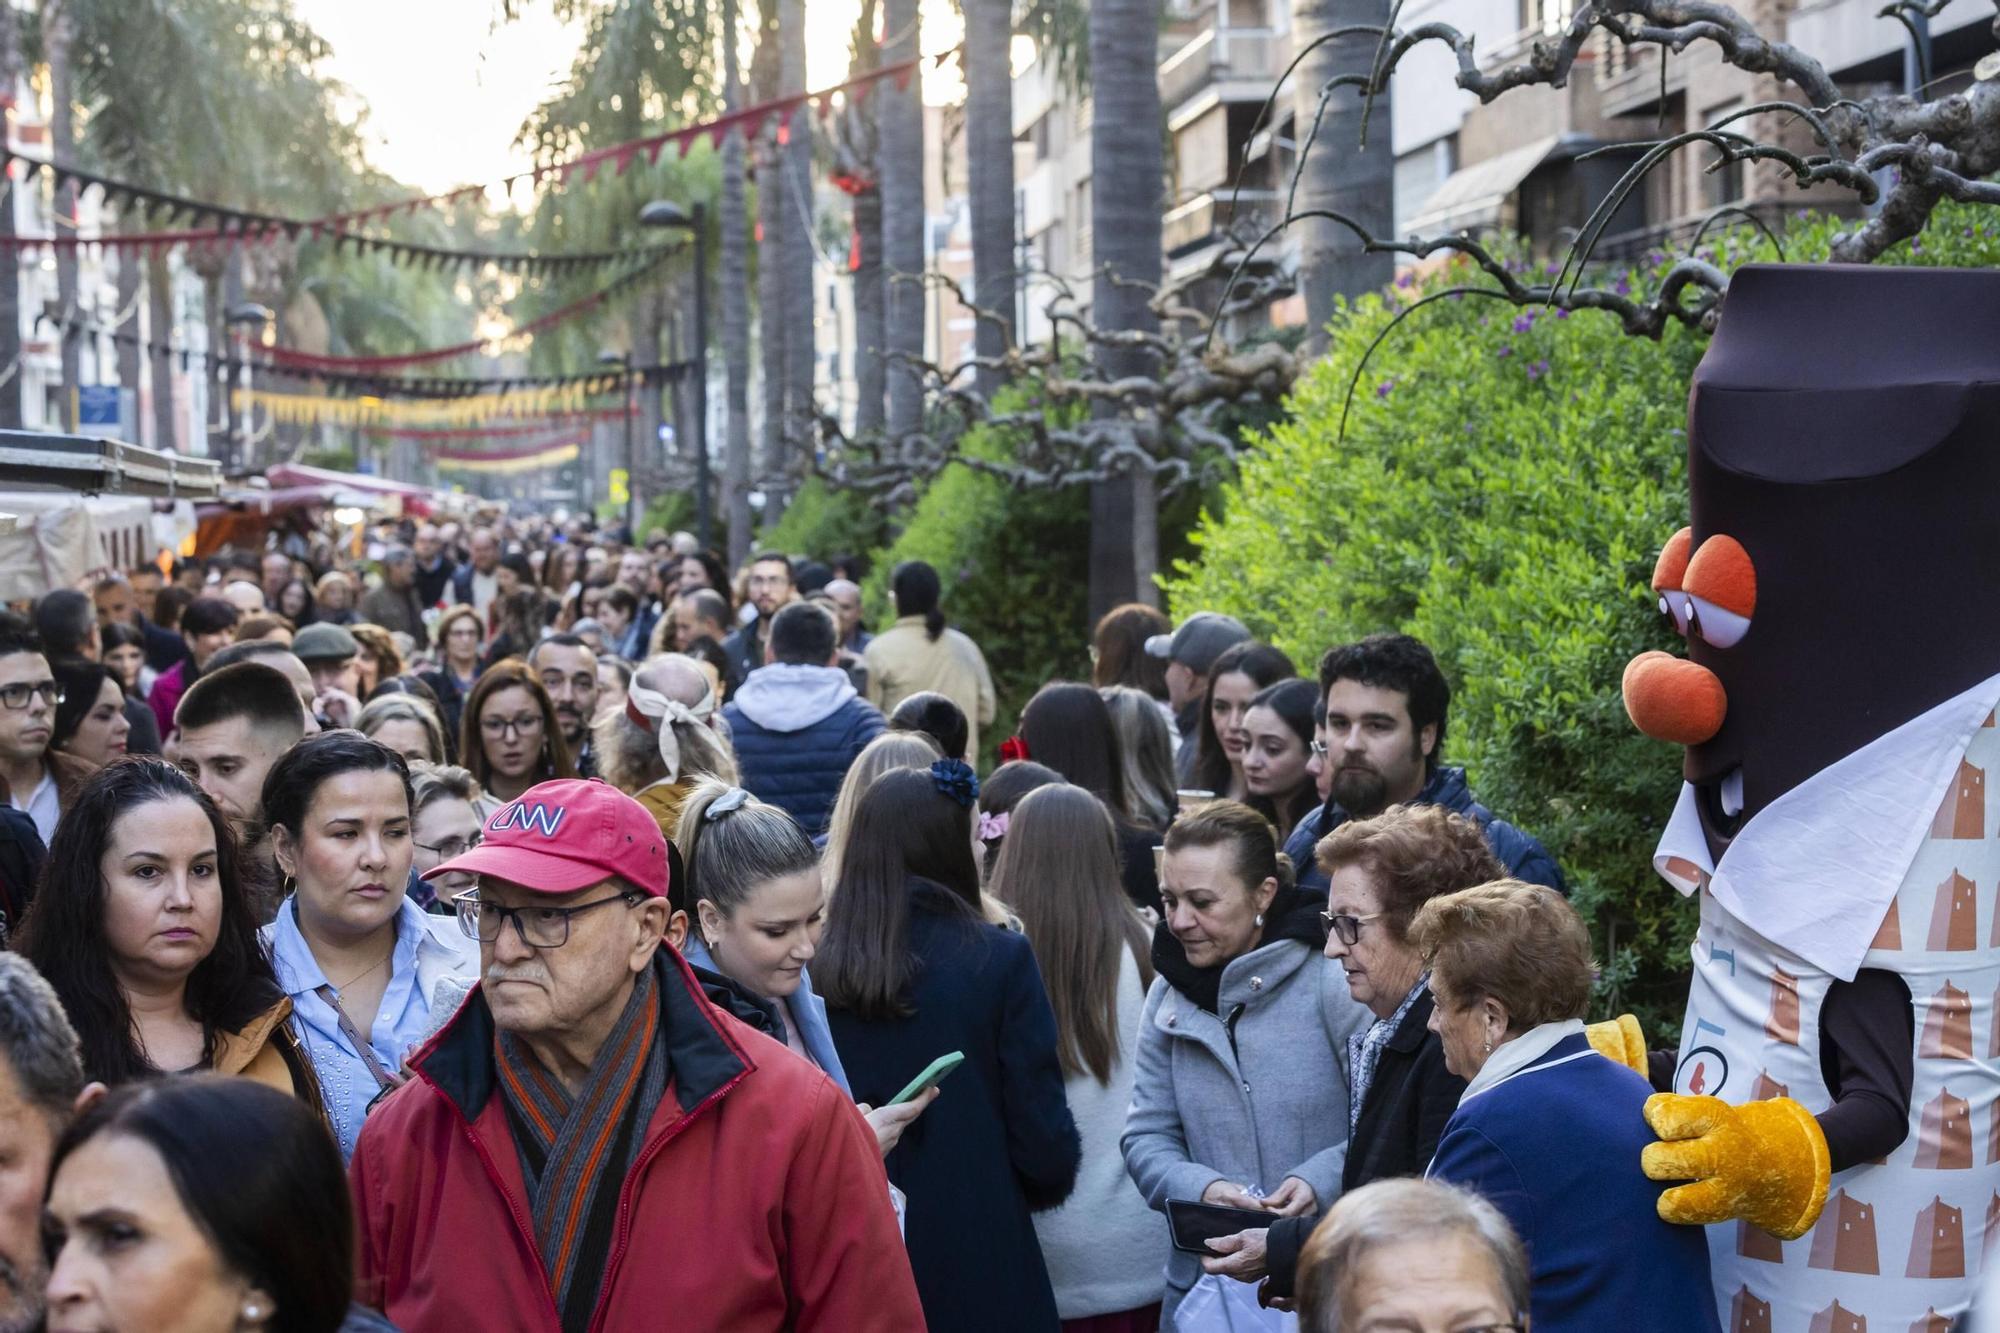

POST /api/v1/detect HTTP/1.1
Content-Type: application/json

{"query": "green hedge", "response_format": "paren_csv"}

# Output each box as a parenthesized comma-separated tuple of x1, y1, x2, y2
(1161, 204, 2000, 1035)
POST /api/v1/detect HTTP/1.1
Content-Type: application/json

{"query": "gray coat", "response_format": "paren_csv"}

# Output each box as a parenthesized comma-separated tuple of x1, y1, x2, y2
(1121, 938, 1370, 1322)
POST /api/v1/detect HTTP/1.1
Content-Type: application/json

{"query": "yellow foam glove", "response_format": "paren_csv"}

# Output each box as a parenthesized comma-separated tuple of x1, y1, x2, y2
(1584, 1013, 1648, 1075)
(1640, 1093, 1831, 1241)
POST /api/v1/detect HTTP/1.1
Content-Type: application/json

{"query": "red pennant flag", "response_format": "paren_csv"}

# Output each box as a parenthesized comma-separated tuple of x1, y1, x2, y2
(581, 157, 604, 184)
(777, 121, 790, 146)
(677, 131, 697, 160)
(647, 140, 666, 165)
(614, 146, 636, 176)
(848, 227, 862, 273)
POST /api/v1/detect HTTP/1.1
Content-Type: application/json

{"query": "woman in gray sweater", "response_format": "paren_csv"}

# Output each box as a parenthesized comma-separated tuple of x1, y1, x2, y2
(1120, 801, 1370, 1327)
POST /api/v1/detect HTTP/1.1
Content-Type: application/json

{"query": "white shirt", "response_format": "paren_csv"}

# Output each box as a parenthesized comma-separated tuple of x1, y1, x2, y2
(12, 766, 57, 845)
(470, 569, 499, 618)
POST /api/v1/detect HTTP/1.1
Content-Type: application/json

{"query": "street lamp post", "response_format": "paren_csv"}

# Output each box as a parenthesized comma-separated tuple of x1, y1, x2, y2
(598, 349, 638, 539)
(225, 302, 272, 475)
(639, 199, 710, 551)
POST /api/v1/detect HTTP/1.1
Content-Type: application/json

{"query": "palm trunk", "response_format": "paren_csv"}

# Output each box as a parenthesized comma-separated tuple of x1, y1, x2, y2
(753, 0, 784, 512)
(879, 0, 925, 441)
(1087, 0, 1165, 618)
(1293, 0, 1393, 357)
(43, 0, 79, 431)
(963, 0, 1015, 401)
(777, 0, 813, 515)
(721, 0, 755, 568)
(147, 251, 178, 450)
(0, 11, 21, 431)
(851, 183, 885, 436)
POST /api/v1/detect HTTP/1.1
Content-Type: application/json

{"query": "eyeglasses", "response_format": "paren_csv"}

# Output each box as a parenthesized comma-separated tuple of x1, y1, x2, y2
(1310, 740, 1329, 758)
(456, 890, 640, 948)
(415, 830, 483, 860)
(1321, 909, 1387, 946)
(0, 680, 62, 711)
(481, 713, 543, 738)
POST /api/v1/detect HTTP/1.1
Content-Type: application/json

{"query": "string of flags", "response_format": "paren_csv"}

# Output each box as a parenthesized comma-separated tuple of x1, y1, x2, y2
(0, 44, 957, 276)
(433, 439, 585, 475)
(231, 357, 694, 427)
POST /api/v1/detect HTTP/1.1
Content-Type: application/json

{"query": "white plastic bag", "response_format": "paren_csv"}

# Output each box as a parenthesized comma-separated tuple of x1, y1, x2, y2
(1174, 1274, 1298, 1333)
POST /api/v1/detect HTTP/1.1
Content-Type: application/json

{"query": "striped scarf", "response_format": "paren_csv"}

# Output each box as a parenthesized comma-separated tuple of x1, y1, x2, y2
(496, 964, 669, 1333)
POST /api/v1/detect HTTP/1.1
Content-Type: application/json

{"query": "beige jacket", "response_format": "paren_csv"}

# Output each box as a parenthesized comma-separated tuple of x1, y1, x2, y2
(213, 997, 328, 1119)
(862, 616, 998, 758)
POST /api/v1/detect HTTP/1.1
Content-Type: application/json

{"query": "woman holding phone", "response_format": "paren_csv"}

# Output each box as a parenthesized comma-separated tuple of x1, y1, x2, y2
(819, 761, 1080, 1333)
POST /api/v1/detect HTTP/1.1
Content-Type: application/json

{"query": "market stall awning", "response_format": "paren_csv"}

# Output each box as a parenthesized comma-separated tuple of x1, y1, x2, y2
(265, 463, 438, 517)
(0, 492, 161, 600)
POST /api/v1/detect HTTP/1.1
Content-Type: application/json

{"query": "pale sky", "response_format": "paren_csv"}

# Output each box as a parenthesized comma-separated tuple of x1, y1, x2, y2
(298, 0, 966, 197)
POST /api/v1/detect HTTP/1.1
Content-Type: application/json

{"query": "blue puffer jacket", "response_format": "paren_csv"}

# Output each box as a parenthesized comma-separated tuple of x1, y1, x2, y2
(722, 664, 886, 834)
(1284, 764, 1566, 895)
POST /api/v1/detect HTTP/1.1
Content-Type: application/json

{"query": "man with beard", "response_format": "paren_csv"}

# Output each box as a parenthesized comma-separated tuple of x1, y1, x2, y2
(0, 953, 90, 1333)
(720, 552, 798, 686)
(529, 634, 600, 778)
(1284, 633, 1564, 896)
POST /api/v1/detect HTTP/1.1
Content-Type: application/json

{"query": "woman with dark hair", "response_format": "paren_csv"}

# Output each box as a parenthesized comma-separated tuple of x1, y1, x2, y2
(15, 759, 323, 1104)
(260, 732, 477, 1159)
(1121, 800, 1367, 1327)
(672, 550, 732, 604)
(863, 560, 998, 757)
(481, 588, 548, 669)
(820, 762, 1080, 1333)
(51, 661, 131, 774)
(1241, 678, 1320, 836)
(347, 624, 402, 698)
(101, 620, 155, 700)
(1190, 641, 1297, 802)
(459, 660, 577, 802)
(42, 1075, 392, 1333)
(153, 584, 194, 635)
(277, 576, 318, 628)
(148, 597, 240, 737)
(1018, 682, 1166, 913)
(991, 785, 1167, 1327)
(975, 758, 1067, 878)
(888, 689, 970, 761)
(1091, 602, 1172, 704)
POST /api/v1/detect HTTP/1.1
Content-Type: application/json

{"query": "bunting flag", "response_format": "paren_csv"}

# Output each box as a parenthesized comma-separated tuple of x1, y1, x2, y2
(39, 306, 694, 395)
(232, 360, 689, 427)
(0, 153, 684, 278)
(0, 44, 959, 255)
(434, 439, 584, 474)
(366, 410, 627, 440)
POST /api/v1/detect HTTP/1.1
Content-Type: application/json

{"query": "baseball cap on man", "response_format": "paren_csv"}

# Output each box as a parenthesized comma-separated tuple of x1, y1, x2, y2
(424, 778, 670, 898)
(292, 622, 361, 664)
(1145, 612, 1251, 675)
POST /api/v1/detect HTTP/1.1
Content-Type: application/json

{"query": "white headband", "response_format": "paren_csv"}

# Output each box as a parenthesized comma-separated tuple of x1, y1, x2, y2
(625, 677, 716, 783)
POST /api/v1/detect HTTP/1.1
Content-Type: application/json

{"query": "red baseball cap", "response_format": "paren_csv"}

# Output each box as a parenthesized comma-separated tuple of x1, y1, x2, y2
(424, 778, 670, 898)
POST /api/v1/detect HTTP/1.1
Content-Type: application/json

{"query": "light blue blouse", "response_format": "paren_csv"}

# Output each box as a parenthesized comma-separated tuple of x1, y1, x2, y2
(680, 937, 852, 1096)
(263, 895, 480, 1159)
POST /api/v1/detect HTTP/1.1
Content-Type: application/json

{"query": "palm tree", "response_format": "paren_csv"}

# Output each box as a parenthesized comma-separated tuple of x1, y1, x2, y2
(42, 0, 79, 430)
(1087, 0, 1164, 617)
(878, 0, 924, 440)
(962, 0, 1015, 399)
(777, 0, 813, 510)
(753, 0, 786, 504)
(0, 9, 21, 431)
(1292, 0, 1391, 357)
(833, 2, 886, 437)
(720, 0, 755, 566)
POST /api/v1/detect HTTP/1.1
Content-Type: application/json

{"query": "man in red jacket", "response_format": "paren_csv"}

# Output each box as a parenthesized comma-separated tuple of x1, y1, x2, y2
(349, 778, 925, 1333)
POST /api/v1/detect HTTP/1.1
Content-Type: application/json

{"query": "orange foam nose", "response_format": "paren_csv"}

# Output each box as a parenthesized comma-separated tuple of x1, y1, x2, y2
(1622, 650, 1727, 745)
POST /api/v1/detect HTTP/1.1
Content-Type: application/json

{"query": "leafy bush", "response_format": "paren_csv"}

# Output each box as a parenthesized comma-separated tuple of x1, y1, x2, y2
(760, 477, 890, 573)
(1161, 203, 2000, 1035)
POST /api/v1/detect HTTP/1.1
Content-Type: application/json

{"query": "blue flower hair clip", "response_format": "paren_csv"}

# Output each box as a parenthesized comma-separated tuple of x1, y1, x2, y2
(931, 758, 979, 808)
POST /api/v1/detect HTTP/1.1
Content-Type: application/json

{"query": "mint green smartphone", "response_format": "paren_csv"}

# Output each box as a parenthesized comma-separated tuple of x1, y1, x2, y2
(888, 1051, 965, 1106)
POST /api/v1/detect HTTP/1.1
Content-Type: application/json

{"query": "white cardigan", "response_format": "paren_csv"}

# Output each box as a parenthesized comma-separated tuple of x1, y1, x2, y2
(1033, 947, 1170, 1319)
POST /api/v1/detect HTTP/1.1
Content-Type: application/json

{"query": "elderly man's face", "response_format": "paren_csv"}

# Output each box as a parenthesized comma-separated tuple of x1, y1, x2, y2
(0, 1059, 60, 1333)
(261, 553, 292, 596)
(413, 526, 440, 563)
(470, 530, 500, 573)
(475, 877, 667, 1040)
(825, 583, 862, 639)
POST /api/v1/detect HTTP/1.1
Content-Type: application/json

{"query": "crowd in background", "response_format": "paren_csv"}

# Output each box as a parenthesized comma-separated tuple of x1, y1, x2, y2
(0, 511, 1738, 1333)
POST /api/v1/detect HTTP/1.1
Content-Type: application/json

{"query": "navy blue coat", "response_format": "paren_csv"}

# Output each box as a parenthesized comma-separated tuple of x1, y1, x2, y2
(1429, 1031, 1721, 1333)
(827, 882, 1081, 1333)
(721, 665, 886, 834)
(1285, 765, 1565, 896)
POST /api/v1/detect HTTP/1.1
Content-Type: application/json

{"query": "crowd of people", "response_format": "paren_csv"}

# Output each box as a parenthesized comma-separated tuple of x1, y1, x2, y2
(0, 511, 1745, 1333)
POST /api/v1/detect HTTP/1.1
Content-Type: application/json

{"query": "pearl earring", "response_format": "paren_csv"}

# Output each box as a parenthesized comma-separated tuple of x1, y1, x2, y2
(1254, 912, 1265, 927)
(1482, 1038, 1493, 1055)
(243, 1304, 264, 1321)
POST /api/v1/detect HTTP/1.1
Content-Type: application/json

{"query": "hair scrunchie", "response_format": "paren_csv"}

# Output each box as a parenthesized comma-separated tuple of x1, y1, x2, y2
(931, 758, 979, 808)
(623, 676, 716, 783)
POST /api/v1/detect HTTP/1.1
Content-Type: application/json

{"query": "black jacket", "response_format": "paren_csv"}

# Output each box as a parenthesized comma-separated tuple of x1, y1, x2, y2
(1263, 989, 1466, 1298)
(826, 880, 1080, 1332)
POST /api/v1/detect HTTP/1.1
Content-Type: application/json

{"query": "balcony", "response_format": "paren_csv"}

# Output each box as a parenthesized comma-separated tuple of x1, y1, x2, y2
(1162, 187, 1281, 256)
(1160, 25, 1283, 117)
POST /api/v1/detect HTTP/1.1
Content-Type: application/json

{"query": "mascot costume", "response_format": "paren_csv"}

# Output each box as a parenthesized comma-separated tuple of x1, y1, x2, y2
(1612, 262, 2000, 1330)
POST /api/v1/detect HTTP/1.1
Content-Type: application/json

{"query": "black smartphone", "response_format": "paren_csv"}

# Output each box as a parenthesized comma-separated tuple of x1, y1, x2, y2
(1165, 1198, 1273, 1255)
